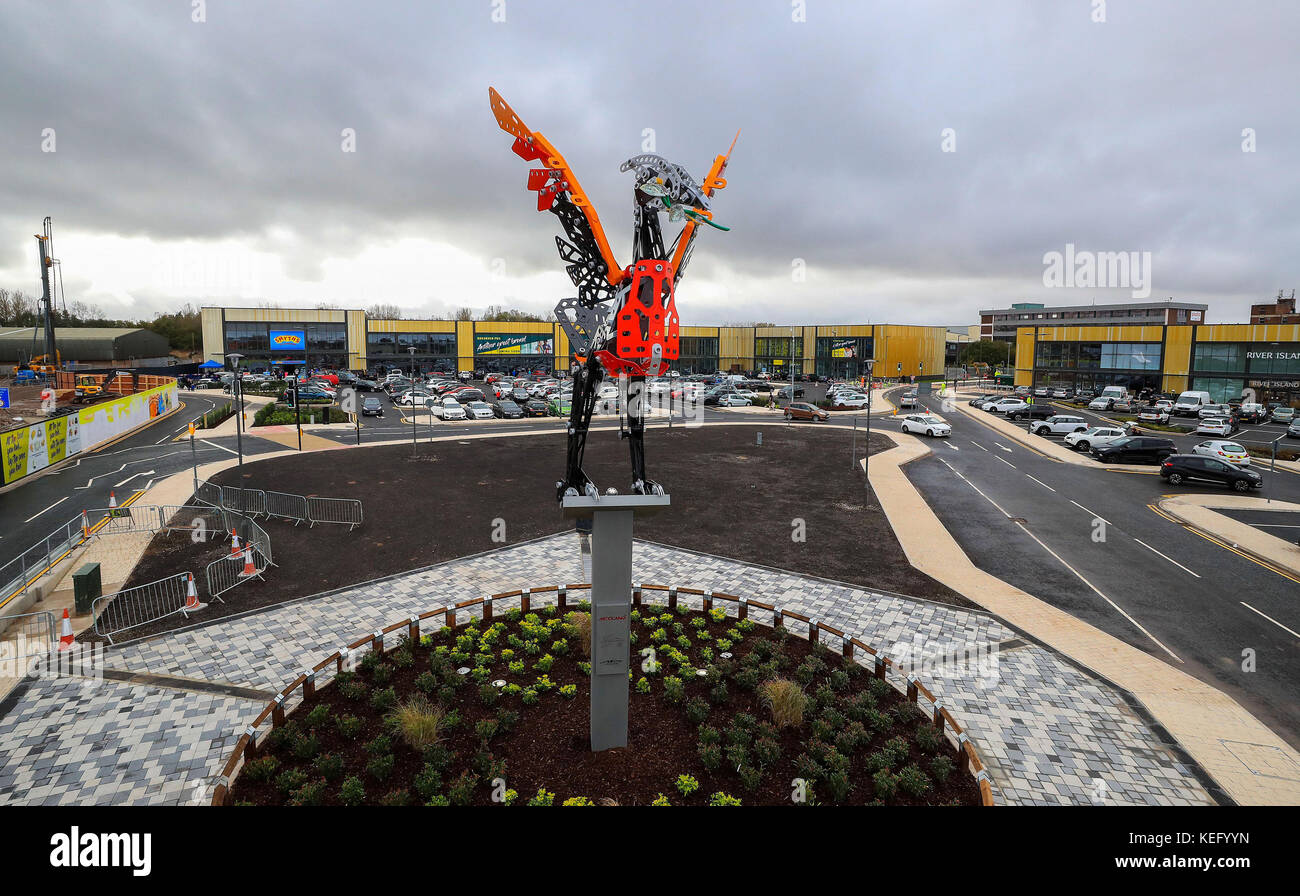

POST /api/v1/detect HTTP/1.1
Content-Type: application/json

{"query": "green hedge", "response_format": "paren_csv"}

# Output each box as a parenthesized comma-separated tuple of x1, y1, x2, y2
(253, 403, 349, 427)
(198, 402, 234, 430)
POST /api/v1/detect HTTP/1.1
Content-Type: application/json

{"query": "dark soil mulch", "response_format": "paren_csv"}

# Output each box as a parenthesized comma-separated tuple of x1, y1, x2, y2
(227, 604, 979, 806)
(111, 425, 965, 643)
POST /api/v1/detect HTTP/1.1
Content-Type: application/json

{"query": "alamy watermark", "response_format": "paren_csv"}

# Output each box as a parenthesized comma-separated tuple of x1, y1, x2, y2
(1042, 243, 1153, 299)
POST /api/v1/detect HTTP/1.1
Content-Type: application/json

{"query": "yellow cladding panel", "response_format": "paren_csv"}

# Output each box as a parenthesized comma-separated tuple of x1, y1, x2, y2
(1027, 324, 1167, 343)
(456, 320, 474, 366)
(719, 327, 753, 361)
(1015, 329, 1035, 381)
(554, 325, 569, 367)
(1163, 326, 1193, 378)
(680, 326, 719, 338)
(346, 310, 367, 370)
(201, 308, 225, 363)
(875, 325, 946, 376)
(367, 319, 457, 333)
(821, 324, 873, 338)
(219, 307, 345, 324)
(473, 320, 554, 334)
(1196, 323, 1300, 343)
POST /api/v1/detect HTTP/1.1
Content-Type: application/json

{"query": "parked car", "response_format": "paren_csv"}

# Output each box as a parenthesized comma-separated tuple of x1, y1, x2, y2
(290, 388, 333, 405)
(1033, 386, 1050, 397)
(986, 397, 1029, 414)
(1287, 419, 1300, 439)
(492, 399, 524, 419)
(1191, 440, 1250, 466)
(1030, 415, 1088, 436)
(1196, 417, 1237, 437)
(716, 394, 752, 407)
(1063, 426, 1128, 451)
(431, 397, 466, 420)
(464, 401, 495, 420)
(775, 386, 805, 400)
(1006, 404, 1055, 422)
(1197, 404, 1234, 420)
(454, 388, 486, 404)
(394, 390, 435, 407)
(900, 413, 951, 437)
(1235, 402, 1267, 423)
(784, 402, 828, 422)
(1160, 455, 1262, 491)
(522, 398, 550, 417)
(458, 370, 472, 381)
(1136, 406, 1170, 425)
(1091, 436, 1177, 464)
(832, 393, 870, 410)
(361, 397, 384, 417)
(968, 393, 999, 407)
(1272, 406, 1296, 425)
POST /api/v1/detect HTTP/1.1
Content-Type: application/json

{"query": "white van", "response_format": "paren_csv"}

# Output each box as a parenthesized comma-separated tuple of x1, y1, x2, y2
(1172, 391, 1212, 417)
(1088, 385, 1130, 410)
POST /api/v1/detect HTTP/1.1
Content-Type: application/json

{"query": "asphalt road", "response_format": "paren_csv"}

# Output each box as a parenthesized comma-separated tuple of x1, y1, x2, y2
(895, 387, 1300, 750)
(1220, 508, 1300, 540)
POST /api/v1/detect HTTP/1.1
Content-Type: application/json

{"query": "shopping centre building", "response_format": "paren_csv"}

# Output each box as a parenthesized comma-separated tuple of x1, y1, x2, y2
(1015, 321, 1300, 408)
(200, 306, 950, 380)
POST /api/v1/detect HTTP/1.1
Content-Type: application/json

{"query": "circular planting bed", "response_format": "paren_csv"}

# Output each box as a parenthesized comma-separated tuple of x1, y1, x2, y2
(222, 588, 989, 806)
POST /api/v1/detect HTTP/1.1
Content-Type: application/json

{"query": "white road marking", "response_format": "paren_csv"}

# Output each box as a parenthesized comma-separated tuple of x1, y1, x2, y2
(201, 439, 239, 456)
(1025, 474, 1056, 492)
(24, 496, 68, 524)
(1250, 523, 1300, 529)
(1239, 602, 1300, 639)
(994, 442, 1013, 452)
(1070, 501, 1111, 526)
(968, 441, 988, 451)
(115, 470, 155, 488)
(996, 456, 1016, 469)
(1133, 539, 1201, 577)
(945, 442, 959, 451)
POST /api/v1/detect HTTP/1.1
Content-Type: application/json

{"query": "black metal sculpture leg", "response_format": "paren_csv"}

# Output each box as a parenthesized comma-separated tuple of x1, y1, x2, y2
(558, 355, 604, 501)
(625, 375, 663, 495)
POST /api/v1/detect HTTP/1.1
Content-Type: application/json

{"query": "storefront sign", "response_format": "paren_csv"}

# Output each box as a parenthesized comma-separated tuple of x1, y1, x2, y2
(269, 330, 306, 350)
(474, 333, 554, 356)
(1246, 351, 1300, 360)
(1248, 379, 1299, 390)
(830, 339, 858, 359)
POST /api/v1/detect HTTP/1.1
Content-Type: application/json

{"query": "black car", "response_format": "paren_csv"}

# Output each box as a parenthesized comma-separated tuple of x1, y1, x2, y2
(1091, 436, 1176, 464)
(776, 386, 806, 400)
(522, 399, 549, 417)
(1160, 455, 1262, 491)
(968, 393, 999, 407)
(493, 399, 524, 419)
(361, 397, 384, 417)
(1006, 404, 1054, 422)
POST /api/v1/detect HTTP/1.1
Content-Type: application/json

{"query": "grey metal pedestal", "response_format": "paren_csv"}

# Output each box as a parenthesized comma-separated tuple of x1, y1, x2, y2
(562, 494, 670, 751)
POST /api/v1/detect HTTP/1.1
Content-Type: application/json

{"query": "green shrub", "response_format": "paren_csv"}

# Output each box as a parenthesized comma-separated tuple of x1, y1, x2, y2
(914, 724, 943, 754)
(334, 714, 363, 740)
(708, 792, 742, 806)
(379, 789, 411, 807)
(242, 757, 280, 784)
(873, 770, 899, 802)
(338, 776, 365, 806)
(663, 676, 686, 703)
(675, 774, 700, 797)
(303, 704, 331, 729)
(685, 697, 711, 724)
(313, 753, 345, 782)
(759, 678, 807, 728)
(290, 733, 321, 761)
(738, 765, 764, 793)
(447, 772, 479, 806)
(370, 687, 397, 712)
(366, 753, 395, 782)
(753, 736, 781, 767)
(526, 787, 555, 806)
(288, 779, 328, 807)
(898, 764, 932, 798)
(698, 742, 722, 770)
(275, 768, 308, 795)
(930, 755, 955, 785)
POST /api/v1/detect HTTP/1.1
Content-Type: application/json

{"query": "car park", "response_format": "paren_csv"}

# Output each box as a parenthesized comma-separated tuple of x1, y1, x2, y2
(431, 397, 466, 420)
(1191, 440, 1250, 466)
(900, 413, 951, 437)
(1136, 406, 1170, 425)
(1063, 425, 1127, 451)
(1090, 436, 1176, 464)
(361, 397, 384, 417)
(784, 402, 828, 422)
(464, 401, 495, 420)
(1196, 416, 1237, 437)
(1160, 455, 1262, 491)
(1030, 415, 1088, 436)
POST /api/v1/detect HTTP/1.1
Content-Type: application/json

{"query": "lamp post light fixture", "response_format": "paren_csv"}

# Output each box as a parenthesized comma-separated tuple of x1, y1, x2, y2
(408, 346, 418, 458)
(225, 352, 245, 472)
(863, 358, 876, 490)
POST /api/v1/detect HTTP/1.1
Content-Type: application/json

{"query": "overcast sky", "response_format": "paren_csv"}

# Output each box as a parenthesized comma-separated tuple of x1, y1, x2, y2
(1, 0, 1295, 327)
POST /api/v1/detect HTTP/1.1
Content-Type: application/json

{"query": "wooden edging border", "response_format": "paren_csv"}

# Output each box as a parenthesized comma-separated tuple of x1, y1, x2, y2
(211, 583, 995, 807)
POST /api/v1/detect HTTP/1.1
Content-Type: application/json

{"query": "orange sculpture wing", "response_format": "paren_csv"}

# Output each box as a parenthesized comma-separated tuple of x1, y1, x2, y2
(670, 130, 738, 278)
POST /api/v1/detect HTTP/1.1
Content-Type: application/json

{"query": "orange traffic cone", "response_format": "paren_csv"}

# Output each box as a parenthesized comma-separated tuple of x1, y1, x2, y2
(58, 609, 74, 652)
(81, 510, 90, 539)
(183, 572, 207, 613)
(229, 529, 242, 556)
(238, 546, 256, 578)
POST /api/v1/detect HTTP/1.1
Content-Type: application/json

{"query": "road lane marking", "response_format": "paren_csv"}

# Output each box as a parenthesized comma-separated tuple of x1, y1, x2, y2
(1071, 501, 1111, 526)
(23, 496, 68, 524)
(996, 456, 1016, 469)
(1133, 539, 1201, 578)
(201, 439, 239, 456)
(969, 441, 989, 451)
(1025, 474, 1056, 492)
(994, 442, 1013, 452)
(1240, 602, 1300, 639)
(1146, 504, 1300, 585)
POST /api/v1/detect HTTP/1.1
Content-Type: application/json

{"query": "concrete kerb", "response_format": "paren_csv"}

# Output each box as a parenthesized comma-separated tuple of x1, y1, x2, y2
(867, 432, 1300, 805)
(1158, 495, 1300, 580)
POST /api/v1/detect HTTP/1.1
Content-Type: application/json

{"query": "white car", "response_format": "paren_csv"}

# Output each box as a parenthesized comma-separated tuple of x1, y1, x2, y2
(1191, 440, 1251, 467)
(833, 393, 870, 409)
(1196, 417, 1236, 437)
(717, 394, 751, 407)
(1030, 415, 1088, 436)
(986, 397, 1028, 414)
(432, 397, 466, 420)
(1087, 397, 1113, 411)
(899, 392, 919, 409)
(900, 414, 951, 437)
(1064, 426, 1127, 451)
(464, 401, 495, 420)
(1197, 404, 1233, 420)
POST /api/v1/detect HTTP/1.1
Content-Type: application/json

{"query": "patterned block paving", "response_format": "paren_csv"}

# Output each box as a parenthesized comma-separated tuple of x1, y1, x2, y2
(0, 533, 1216, 805)
(0, 677, 255, 806)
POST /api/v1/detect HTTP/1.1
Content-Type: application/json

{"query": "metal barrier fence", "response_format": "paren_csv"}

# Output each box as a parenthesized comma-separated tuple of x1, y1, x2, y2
(91, 572, 197, 644)
(205, 547, 268, 599)
(265, 491, 308, 525)
(0, 515, 91, 609)
(86, 503, 159, 536)
(195, 480, 222, 508)
(0, 610, 56, 669)
(222, 510, 274, 567)
(156, 504, 224, 539)
(220, 486, 267, 517)
(305, 496, 364, 530)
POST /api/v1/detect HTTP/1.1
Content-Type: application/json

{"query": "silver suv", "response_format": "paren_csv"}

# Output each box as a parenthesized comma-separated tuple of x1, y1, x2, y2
(1030, 414, 1088, 436)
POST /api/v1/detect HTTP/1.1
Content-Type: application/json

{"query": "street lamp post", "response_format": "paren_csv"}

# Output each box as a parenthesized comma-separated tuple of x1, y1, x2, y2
(863, 358, 876, 491)
(225, 352, 244, 473)
(408, 346, 418, 458)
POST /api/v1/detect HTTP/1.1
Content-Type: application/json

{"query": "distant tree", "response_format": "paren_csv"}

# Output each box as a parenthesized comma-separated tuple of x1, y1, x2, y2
(959, 340, 1014, 367)
(365, 303, 405, 320)
(453, 307, 474, 321)
(480, 305, 546, 323)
